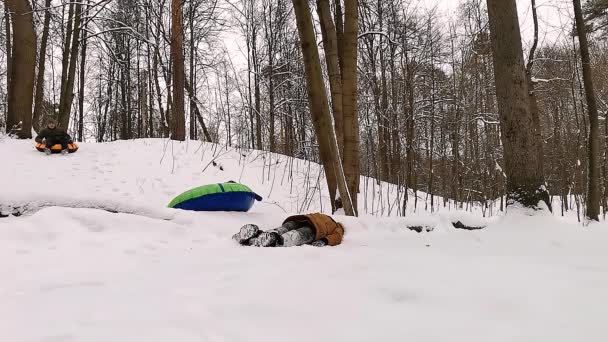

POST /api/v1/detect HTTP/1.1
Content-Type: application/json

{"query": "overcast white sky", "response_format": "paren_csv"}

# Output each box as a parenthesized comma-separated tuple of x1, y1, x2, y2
(423, 0, 574, 48)
(226, 0, 575, 68)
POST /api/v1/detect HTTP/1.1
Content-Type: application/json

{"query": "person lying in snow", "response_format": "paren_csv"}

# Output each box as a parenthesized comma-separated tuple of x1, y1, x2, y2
(35, 119, 73, 154)
(233, 213, 344, 247)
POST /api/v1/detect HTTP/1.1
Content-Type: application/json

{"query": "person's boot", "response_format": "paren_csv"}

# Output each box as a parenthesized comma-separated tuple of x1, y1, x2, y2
(255, 231, 281, 247)
(44, 148, 52, 155)
(232, 224, 261, 245)
(61, 148, 69, 155)
(310, 240, 327, 247)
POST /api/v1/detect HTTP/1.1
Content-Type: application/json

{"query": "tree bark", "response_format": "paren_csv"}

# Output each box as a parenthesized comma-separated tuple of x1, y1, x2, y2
(292, 0, 356, 216)
(78, 14, 87, 142)
(573, 0, 600, 221)
(170, 0, 186, 141)
(58, 3, 74, 122)
(525, 0, 545, 178)
(316, 0, 344, 156)
(486, 0, 550, 210)
(5, 0, 36, 138)
(378, 0, 389, 182)
(341, 0, 360, 214)
(4, 5, 12, 128)
(189, 1, 196, 140)
(32, 0, 52, 133)
(183, 74, 213, 143)
(333, 0, 345, 72)
(252, 27, 262, 149)
(58, 1, 82, 130)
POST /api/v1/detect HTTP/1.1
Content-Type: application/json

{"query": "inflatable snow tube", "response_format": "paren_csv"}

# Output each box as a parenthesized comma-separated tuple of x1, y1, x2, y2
(35, 142, 79, 154)
(168, 182, 263, 212)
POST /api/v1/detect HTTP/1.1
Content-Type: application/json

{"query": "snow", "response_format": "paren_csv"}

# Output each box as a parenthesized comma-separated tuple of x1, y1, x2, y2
(1, 137, 608, 341)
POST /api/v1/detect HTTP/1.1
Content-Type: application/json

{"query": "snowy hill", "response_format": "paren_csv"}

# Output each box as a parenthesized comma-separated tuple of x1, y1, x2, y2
(1, 137, 608, 342)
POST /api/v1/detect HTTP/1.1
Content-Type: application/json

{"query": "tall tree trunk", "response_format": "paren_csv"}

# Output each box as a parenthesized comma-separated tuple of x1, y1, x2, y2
(573, 0, 600, 221)
(170, 0, 186, 141)
(525, 0, 545, 177)
(126, 38, 132, 139)
(119, 51, 128, 140)
(449, 27, 462, 206)
(292, 0, 355, 216)
(5, 0, 36, 138)
(77, 5, 88, 142)
(333, 0, 344, 71)
(265, 4, 276, 152)
(316, 0, 344, 156)
(153, 51, 167, 137)
(341, 0, 360, 214)
(146, 9, 153, 138)
(486, 0, 550, 210)
(189, 1, 196, 140)
(252, 28, 262, 149)
(184, 76, 212, 143)
(316, 0, 341, 210)
(403, 47, 416, 213)
(136, 39, 142, 138)
(246, 9, 254, 148)
(58, 1, 82, 130)
(378, 0, 389, 182)
(32, 0, 51, 133)
(4, 5, 12, 128)
(428, 50, 436, 211)
(58, 3, 74, 121)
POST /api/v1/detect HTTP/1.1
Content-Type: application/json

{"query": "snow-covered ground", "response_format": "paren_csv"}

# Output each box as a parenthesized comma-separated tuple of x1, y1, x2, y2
(1, 137, 607, 342)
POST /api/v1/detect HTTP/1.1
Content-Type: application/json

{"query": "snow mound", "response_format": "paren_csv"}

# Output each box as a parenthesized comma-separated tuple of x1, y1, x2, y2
(1, 138, 608, 341)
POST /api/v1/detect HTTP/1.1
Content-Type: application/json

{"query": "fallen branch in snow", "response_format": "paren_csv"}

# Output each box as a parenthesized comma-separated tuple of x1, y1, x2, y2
(407, 225, 434, 233)
(452, 221, 486, 230)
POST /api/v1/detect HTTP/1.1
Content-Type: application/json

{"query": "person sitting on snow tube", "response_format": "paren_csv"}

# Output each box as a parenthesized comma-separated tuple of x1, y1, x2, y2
(232, 213, 344, 247)
(35, 118, 73, 154)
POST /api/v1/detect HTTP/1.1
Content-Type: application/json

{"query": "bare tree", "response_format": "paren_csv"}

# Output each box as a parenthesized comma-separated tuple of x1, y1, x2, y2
(58, 1, 83, 129)
(5, 0, 36, 138)
(316, 0, 343, 156)
(341, 0, 360, 214)
(573, 0, 600, 220)
(170, 0, 186, 141)
(32, 0, 51, 133)
(292, 0, 356, 216)
(486, 0, 550, 210)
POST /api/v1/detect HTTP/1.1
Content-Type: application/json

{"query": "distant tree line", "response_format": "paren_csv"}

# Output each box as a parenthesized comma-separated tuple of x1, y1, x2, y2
(1, 0, 607, 219)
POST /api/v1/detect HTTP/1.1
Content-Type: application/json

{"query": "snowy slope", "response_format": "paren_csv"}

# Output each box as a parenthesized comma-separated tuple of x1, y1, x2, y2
(1, 137, 608, 342)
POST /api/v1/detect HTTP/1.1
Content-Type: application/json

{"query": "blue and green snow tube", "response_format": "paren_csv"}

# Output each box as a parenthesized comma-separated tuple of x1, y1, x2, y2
(168, 182, 262, 212)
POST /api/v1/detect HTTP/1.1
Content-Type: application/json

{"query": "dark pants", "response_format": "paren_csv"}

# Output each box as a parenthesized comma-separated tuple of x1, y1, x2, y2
(266, 221, 316, 247)
(46, 136, 70, 149)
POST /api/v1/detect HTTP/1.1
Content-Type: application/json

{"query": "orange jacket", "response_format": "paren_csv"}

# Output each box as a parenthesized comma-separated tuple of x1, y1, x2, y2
(283, 213, 344, 246)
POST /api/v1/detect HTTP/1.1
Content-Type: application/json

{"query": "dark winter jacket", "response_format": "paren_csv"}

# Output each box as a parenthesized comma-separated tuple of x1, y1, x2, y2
(35, 127, 71, 144)
(283, 213, 344, 246)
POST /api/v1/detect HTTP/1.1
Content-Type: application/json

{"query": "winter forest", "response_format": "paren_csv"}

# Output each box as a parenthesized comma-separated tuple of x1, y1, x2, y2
(2, 0, 608, 219)
(1, 0, 608, 340)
